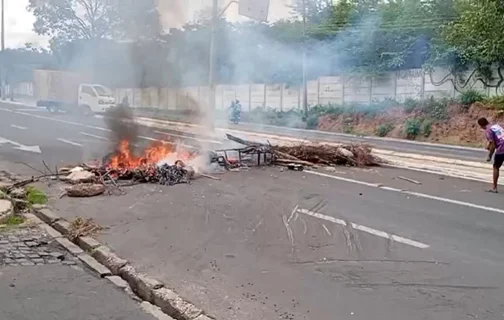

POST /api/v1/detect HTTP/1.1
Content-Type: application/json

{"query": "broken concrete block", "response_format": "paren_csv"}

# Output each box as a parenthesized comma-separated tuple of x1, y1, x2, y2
(91, 245, 128, 275)
(153, 287, 203, 320)
(62, 171, 95, 184)
(65, 183, 104, 197)
(119, 265, 164, 302)
(0, 199, 13, 223)
(9, 188, 26, 199)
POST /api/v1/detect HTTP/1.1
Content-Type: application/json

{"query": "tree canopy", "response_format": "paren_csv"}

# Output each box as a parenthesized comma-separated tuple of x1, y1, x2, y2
(17, 0, 504, 88)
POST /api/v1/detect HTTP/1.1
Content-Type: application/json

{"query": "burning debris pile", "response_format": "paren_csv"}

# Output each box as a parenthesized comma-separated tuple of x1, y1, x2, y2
(225, 134, 380, 168)
(57, 139, 203, 198)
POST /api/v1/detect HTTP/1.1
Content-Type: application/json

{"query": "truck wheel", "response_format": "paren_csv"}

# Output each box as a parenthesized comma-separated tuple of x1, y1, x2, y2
(81, 105, 93, 116)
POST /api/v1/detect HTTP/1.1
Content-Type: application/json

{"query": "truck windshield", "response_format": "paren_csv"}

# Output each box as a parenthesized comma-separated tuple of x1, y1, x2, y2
(93, 86, 112, 97)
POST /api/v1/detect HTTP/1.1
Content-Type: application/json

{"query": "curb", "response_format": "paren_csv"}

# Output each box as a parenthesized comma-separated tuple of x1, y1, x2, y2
(27, 206, 214, 320)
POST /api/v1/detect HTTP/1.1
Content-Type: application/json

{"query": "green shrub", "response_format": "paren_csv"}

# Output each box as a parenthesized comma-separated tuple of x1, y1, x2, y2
(375, 123, 394, 137)
(422, 120, 432, 137)
(484, 95, 504, 110)
(306, 114, 320, 129)
(403, 98, 419, 113)
(343, 124, 354, 134)
(404, 118, 422, 139)
(421, 97, 447, 120)
(460, 90, 485, 106)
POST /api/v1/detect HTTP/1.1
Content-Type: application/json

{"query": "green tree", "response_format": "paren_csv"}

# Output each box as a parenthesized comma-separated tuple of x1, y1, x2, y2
(28, 0, 161, 42)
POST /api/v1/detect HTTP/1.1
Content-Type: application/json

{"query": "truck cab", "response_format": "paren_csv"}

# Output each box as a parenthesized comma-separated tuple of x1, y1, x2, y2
(79, 84, 116, 114)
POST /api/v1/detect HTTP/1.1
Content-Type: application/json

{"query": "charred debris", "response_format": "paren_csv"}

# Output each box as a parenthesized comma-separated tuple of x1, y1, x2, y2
(53, 134, 380, 198)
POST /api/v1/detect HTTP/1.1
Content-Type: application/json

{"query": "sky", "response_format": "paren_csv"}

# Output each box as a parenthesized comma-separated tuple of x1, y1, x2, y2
(3, 0, 293, 49)
(4, 0, 48, 48)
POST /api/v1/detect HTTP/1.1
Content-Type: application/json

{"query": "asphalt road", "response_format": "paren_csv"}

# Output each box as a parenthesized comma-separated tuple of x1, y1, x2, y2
(1, 103, 504, 319)
(0, 264, 158, 320)
(132, 108, 489, 163)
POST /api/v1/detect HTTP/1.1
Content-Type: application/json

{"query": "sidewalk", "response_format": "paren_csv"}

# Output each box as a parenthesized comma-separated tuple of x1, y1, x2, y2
(0, 224, 164, 320)
(0, 265, 158, 320)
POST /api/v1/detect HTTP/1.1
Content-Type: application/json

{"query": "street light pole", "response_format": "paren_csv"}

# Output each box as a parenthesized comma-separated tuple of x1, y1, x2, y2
(301, 0, 308, 119)
(1, 0, 5, 100)
(208, 0, 219, 130)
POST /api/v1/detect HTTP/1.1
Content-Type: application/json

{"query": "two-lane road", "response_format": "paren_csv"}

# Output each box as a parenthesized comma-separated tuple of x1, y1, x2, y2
(1, 103, 504, 320)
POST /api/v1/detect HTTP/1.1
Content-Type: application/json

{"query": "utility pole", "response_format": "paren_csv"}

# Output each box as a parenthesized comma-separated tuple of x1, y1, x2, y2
(208, 0, 219, 130)
(301, 0, 308, 120)
(1, 0, 5, 100)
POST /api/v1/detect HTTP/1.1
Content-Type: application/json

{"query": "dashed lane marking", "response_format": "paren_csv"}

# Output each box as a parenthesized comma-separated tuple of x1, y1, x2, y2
(79, 132, 109, 141)
(10, 125, 27, 130)
(57, 138, 82, 147)
(297, 208, 430, 249)
(305, 170, 504, 215)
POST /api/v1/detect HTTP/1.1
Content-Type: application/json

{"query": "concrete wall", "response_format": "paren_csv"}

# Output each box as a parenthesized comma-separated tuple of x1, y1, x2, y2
(21, 66, 504, 111)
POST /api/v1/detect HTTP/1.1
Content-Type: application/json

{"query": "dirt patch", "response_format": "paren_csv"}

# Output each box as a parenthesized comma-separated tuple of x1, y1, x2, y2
(318, 103, 504, 147)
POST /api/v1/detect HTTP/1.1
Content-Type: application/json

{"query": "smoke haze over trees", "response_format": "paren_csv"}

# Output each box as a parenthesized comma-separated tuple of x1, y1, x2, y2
(8, 0, 504, 88)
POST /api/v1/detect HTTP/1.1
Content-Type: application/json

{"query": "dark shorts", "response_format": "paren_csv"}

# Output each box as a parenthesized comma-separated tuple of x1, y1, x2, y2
(494, 153, 504, 169)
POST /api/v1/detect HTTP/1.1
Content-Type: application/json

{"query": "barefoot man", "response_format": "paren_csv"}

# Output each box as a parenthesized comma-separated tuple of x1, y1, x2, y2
(478, 117, 504, 193)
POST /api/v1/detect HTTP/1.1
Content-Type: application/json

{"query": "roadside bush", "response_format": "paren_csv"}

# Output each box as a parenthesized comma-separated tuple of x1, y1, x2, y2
(484, 95, 504, 110)
(422, 120, 432, 137)
(460, 90, 485, 107)
(404, 118, 422, 139)
(306, 114, 320, 129)
(343, 124, 354, 134)
(421, 97, 447, 120)
(403, 98, 419, 113)
(375, 123, 394, 137)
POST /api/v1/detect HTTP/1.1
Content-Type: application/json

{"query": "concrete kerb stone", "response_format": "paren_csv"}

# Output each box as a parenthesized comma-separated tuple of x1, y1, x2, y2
(23, 213, 45, 225)
(24, 206, 215, 320)
(78, 236, 101, 251)
(38, 223, 63, 239)
(33, 207, 60, 225)
(119, 265, 164, 302)
(91, 245, 128, 274)
(141, 302, 176, 320)
(153, 288, 203, 320)
(52, 220, 72, 235)
(54, 237, 84, 256)
(77, 253, 113, 278)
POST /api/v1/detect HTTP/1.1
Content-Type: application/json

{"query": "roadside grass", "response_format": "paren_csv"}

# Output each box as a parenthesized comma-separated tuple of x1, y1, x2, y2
(26, 186, 48, 205)
(3, 215, 24, 226)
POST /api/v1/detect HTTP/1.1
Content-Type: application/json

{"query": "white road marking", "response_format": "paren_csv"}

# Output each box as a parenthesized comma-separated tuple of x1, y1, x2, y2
(79, 132, 109, 141)
(297, 208, 429, 249)
(10, 125, 27, 130)
(57, 138, 82, 147)
(0, 136, 41, 153)
(305, 170, 504, 215)
(15, 108, 47, 112)
(154, 130, 222, 144)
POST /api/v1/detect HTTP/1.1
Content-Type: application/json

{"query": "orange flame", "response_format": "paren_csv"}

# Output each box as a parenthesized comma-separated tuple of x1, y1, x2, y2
(107, 140, 194, 170)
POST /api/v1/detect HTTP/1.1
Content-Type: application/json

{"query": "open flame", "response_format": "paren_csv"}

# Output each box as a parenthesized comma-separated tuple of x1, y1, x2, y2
(107, 139, 194, 170)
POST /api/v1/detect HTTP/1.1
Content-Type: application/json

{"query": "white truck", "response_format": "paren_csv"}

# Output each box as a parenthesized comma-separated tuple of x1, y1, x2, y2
(33, 69, 116, 114)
